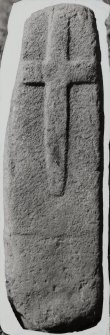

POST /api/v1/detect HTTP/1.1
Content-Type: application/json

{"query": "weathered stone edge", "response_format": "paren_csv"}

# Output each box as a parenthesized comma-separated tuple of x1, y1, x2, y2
(0, 1, 20, 332)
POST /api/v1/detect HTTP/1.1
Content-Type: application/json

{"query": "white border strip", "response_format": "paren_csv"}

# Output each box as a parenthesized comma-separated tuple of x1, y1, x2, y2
(0, 1, 110, 334)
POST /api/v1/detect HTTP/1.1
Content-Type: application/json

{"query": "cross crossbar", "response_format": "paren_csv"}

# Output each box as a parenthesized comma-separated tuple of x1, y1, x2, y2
(23, 59, 98, 85)
(22, 14, 98, 196)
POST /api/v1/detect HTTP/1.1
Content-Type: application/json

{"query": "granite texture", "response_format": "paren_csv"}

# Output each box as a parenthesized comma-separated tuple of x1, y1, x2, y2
(3, 4, 103, 332)
(0, 1, 20, 334)
(105, 12, 110, 64)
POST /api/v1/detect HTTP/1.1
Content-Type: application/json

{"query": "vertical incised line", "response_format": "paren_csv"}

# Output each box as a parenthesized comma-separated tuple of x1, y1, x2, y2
(44, 8, 70, 196)
(63, 84, 71, 191)
(67, 18, 71, 60)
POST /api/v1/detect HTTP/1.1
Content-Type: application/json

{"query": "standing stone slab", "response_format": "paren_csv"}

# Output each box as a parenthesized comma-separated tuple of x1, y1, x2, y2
(3, 4, 103, 332)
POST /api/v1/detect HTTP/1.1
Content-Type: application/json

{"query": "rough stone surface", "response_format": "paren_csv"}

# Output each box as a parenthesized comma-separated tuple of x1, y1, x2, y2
(105, 12, 110, 64)
(3, 4, 103, 332)
(0, 2, 20, 333)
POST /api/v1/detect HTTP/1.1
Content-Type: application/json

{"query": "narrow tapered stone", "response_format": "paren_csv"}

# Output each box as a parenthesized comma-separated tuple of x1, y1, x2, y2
(4, 4, 103, 332)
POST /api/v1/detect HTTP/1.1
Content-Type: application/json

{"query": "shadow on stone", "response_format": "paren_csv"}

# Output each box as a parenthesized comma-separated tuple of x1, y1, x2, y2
(44, 307, 102, 333)
(8, 297, 25, 329)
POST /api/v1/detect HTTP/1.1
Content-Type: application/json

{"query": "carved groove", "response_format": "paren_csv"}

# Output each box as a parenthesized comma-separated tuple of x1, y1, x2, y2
(67, 18, 71, 60)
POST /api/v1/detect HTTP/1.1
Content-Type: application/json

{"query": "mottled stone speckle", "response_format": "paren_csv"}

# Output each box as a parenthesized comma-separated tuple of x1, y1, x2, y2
(4, 4, 103, 332)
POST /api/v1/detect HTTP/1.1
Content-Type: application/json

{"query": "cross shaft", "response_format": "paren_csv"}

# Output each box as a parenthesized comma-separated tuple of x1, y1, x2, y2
(22, 15, 97, 196)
